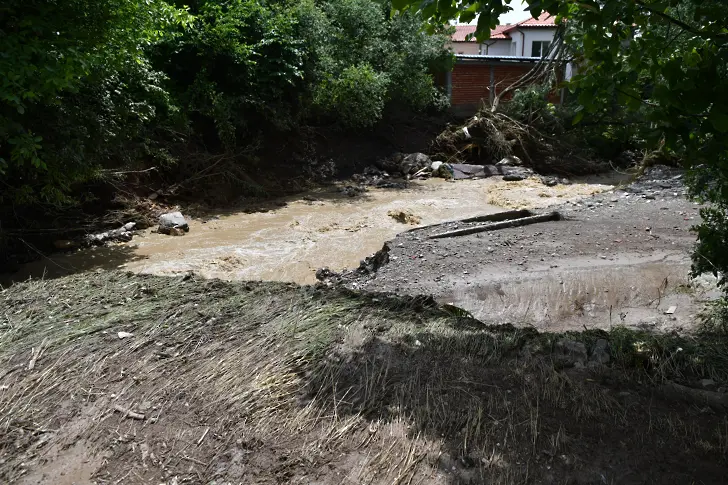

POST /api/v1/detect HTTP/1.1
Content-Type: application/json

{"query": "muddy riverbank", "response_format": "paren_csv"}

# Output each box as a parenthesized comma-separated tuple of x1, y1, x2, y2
(332, 167, 718, 333)
(4, 175, 619, 286)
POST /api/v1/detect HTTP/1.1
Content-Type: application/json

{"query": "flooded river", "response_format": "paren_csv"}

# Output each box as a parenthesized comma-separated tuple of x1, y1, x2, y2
(7, 177, 616, 285)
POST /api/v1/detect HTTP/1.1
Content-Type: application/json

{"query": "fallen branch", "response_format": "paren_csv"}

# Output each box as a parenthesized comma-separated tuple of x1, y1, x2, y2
(461, 209, 533, 224)
(429, 212, 561, 239)
(27, 338, 48, 370)
(404, 209, 533, 234)
(113, 404, 146, 420)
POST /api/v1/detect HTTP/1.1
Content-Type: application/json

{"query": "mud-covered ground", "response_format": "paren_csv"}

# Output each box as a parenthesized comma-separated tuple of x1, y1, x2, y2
(336, 167, 718, 333)
(1, 273, 728, 485)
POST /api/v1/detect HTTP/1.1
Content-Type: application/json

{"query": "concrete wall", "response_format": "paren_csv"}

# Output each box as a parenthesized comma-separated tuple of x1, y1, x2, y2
(510, 28, 557, 57)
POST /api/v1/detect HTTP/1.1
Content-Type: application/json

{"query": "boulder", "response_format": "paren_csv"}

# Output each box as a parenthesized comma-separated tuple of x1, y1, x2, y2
(400, 153, 432, 175)
(158, 212, 189, 235)
(553, 339, 588, 367)
(503, 173, 527, 182)
(501, 167, 534, 182)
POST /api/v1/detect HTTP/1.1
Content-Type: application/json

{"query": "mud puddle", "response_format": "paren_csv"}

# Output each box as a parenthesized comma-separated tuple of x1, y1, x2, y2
(442, 252, 717, 332)
(7, 176, 617, 285)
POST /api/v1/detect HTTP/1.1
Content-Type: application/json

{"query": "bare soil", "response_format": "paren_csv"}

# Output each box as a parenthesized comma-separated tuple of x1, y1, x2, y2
(1, 272, 728, 485)
(338, 167, 717, 333)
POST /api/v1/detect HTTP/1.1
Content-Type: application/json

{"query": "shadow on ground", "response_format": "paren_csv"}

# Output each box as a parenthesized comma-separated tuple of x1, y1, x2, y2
(1, 274, 725, 484)
(299, 324, 727, 484)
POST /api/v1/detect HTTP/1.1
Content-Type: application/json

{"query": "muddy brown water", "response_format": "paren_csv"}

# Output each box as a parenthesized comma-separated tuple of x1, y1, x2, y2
(6, 177, 618, 286)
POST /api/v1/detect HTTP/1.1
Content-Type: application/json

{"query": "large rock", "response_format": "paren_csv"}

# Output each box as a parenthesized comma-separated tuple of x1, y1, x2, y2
(502, 167, 534, 182)
(158, 212, 189, 235)
(553, 339, 588, 367)
(400, 153, 432, 175)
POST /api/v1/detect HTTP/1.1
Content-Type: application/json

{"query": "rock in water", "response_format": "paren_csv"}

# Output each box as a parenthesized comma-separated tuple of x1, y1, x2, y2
(158, 212, 189, 235)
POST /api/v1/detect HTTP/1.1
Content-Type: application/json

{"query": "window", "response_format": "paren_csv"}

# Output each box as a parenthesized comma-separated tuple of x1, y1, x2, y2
(531, 41, 551, 58)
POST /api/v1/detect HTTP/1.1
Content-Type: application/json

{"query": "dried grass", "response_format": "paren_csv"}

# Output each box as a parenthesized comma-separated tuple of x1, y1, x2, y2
(0, 273, 726, 483)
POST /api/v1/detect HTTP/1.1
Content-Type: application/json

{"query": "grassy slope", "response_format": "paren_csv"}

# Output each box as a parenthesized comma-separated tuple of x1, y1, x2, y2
(0, 273, 727, 484)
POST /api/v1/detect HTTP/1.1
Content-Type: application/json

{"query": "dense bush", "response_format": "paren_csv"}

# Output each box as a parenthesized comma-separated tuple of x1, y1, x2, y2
(0, 0, 187, 205)
(0, 0, 451, 207)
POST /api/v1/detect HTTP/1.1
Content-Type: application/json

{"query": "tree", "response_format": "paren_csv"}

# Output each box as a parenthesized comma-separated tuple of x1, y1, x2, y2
(394, 0, 728, 289)
(0, 0, 189, 204)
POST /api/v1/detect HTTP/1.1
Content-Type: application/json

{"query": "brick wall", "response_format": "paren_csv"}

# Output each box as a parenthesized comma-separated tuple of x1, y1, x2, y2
(450, 63, 533, 107)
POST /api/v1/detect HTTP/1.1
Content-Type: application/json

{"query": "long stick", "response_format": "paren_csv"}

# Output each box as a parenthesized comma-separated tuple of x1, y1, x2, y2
(428, 212, 561, 239)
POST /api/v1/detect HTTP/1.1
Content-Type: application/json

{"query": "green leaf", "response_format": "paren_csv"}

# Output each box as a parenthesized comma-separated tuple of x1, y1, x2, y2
(709, 112, 728, 133)
(572, 111, 584, 125)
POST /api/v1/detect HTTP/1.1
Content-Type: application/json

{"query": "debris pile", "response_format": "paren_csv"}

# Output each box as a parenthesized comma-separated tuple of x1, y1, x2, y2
(430, 110, 609, 175)
(84, 222, 137, 246)
(387, 210, 421, 225)
(623, 166, 686, 199)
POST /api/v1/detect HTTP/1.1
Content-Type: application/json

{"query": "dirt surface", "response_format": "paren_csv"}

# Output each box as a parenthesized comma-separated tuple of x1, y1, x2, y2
(335, 167, 719, 333)
(1, 273, 727, 485)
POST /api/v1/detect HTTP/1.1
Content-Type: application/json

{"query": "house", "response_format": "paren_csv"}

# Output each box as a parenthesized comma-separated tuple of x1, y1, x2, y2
(445, 13, 563, 114)
(449, 13, 557, 58)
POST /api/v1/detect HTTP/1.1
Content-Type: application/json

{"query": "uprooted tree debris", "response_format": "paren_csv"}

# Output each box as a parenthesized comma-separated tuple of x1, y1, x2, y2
(430, 110, 609, 175)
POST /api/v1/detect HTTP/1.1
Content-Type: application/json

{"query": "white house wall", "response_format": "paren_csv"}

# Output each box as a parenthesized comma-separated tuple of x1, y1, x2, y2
(483, 40, 511, 56)
(449, 41, 480, 55)
(510, 28, 557, 57)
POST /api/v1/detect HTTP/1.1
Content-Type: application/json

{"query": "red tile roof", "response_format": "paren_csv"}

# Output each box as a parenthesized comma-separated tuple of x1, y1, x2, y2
(452, 25, 477, 42)
(489, 25, 510, 39)
(452, 24, 511, 42)
(505, 12, 556, 30)
(451, 13, 556, 42)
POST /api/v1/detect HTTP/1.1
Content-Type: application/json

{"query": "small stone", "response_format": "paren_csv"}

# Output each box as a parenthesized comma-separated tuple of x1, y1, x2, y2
(118, 331, 134, 339)
(700, 379, 717, 391)
(123, 222, 136, 231)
